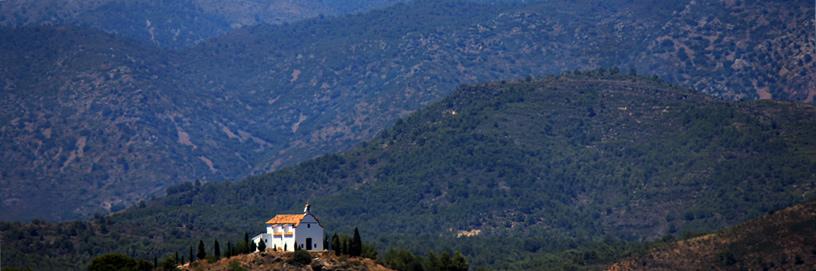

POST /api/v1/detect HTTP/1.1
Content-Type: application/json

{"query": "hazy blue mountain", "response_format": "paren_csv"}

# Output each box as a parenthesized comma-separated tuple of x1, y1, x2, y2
(1, 0, 813, 222)
(0, 0, 406, 48)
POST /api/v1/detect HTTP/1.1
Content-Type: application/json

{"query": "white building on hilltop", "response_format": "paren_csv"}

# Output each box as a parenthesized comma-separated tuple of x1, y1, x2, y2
(252, 203, 324, 252)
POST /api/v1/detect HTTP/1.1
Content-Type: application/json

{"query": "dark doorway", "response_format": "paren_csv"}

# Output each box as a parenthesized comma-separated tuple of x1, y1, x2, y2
(306, 238, 313, 250)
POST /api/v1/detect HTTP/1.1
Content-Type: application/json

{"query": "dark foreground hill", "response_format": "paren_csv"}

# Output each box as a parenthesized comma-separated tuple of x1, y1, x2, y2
(608, 200, 816, 271)
(2, 0, 814, 222)
(3, 73, 815, 270)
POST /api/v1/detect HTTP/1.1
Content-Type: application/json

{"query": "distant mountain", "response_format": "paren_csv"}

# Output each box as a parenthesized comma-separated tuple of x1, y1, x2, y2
(1, 0, 813, 222)
(3, 73, 815, 270)
(608, 200, 816, 271)
(0, 0, 405, 48)
(0, 26, 195, 220)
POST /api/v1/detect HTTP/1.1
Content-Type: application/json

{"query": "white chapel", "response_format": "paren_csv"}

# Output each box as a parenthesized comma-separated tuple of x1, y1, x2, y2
(252, 203, 325, 252)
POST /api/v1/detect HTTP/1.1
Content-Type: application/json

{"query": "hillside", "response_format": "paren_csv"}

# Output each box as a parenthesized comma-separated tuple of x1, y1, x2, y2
(0, 26, 199, 220)
(1, 0, 814, 222)
(3, 74, 815, 270)
(608, 200, 816, 271)
(0, 0, 405, 48)
(0, 26, 284, 220)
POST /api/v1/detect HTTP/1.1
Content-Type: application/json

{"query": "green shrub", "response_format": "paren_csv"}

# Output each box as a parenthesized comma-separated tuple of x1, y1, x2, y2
(227, 261, 248, 271)
(290, 250, 312, 265)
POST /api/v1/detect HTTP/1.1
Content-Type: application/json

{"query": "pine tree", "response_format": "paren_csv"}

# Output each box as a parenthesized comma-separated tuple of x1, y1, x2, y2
(451, 251, 468, 271)
(439, 251, 452, 270)
(350, 228, 362, 257)
(331, 233, 341, 255)
(197, 240, 207, 260)
(427, 252, 441, 271)
(214, 239, 221, 259)
(257, 239, 267, 252)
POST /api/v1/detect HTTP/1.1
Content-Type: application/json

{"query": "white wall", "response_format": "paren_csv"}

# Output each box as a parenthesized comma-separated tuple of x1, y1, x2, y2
(254, 226, 296, 252)
(295, 214, 324, 251)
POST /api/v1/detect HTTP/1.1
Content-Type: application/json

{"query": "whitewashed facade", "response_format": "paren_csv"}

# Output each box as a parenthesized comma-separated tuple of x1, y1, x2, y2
(252, 203, 324, 252)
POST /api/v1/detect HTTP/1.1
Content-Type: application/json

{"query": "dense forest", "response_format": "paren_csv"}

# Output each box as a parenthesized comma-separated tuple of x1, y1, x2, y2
(2, 0, 813, 222)
(3, 72, 815, 270)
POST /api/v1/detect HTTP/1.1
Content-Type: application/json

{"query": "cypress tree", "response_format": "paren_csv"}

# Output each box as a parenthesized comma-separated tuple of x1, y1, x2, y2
(153, 256, 157, 268)
(175, 251, 179, 263)
(214, 239, 221, 259)
(243, 232, 250, 253)
(294, 241, 299, 251)
(324, 234, 330, 251)
(189, 246, 194, 262)
(342, 238, 349, 255)
(249, 240, 257, 252)
(350, 228, 362, 257)
(331, 234, 341, 255)
(197, 240, 207, 260)
(257, 239, 267, 252)
(227, 241, 233, 257)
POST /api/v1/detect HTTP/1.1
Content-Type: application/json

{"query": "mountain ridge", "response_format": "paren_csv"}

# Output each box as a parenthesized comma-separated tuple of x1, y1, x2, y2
(0, 0, 407, 48)
(1, 0, 814, 221)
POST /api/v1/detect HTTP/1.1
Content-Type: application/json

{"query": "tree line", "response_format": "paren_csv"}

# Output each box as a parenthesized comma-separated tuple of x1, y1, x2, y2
(87, 227, 468, 271)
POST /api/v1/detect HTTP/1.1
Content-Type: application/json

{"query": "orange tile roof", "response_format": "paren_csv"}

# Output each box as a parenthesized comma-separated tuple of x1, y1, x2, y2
(265, 214, 306, 225)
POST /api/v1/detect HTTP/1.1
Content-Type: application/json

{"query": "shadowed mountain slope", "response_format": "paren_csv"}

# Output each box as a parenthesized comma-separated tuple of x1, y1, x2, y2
(608, 200, 816, 271)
